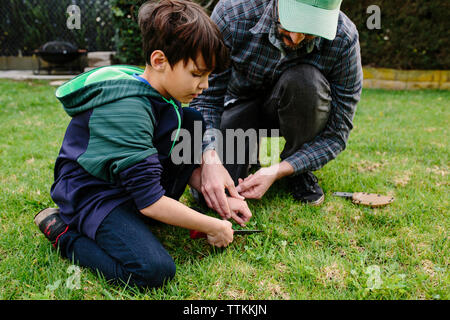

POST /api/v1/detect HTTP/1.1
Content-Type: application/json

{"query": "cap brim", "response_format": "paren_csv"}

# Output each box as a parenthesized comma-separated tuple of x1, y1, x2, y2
(278, 0, 341, 40)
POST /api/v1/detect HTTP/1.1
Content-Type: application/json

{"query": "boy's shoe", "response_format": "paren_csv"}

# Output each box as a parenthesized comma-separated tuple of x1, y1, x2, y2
(288, 171, 324, 206)
(34, 208, 68, 247)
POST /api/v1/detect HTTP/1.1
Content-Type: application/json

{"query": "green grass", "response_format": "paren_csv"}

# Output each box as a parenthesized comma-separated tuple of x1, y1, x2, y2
(0, 79, 448, 300)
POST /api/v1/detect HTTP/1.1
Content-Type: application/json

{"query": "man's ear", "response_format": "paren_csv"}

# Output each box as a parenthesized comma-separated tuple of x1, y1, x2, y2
(150, 50, 168, 72)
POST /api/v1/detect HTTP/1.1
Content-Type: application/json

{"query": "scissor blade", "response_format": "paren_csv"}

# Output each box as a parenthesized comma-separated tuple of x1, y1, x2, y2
(333, 192, 354, 199)
(233, 229, 263, 235)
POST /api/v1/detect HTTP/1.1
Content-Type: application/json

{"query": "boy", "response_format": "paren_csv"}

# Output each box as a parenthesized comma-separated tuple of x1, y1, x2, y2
(34, 0, 252, 288)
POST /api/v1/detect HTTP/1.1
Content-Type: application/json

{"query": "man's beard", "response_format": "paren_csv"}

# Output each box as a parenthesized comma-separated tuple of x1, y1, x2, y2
(281, 38, 305, 51)
(275, 28, 312, 52)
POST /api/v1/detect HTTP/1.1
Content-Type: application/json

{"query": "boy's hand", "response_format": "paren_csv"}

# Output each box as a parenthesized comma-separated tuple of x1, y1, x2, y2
(206, 220, 234, 247)
(227, 197, 252, 227)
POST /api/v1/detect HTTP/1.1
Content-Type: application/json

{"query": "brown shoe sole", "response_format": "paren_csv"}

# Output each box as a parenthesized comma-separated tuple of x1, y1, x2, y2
(34, 208, 60, 226)
(297, 193, 324, 207)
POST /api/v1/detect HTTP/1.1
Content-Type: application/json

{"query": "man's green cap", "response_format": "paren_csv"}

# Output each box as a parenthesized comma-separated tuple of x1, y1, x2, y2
(278, 0, 343, 40)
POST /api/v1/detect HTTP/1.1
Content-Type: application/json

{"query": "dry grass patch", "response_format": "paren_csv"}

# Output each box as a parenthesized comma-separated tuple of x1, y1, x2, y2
(393, 170, 412, 187)
(318, 262, 348, 288)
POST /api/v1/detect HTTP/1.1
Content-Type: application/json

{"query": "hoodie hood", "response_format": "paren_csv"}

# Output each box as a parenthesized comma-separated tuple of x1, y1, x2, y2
(55, 65, 162, 117)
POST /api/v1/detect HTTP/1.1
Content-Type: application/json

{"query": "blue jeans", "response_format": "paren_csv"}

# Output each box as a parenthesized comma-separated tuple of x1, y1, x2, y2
(59, 200, 176, 288)
(57, 107, 204, 288)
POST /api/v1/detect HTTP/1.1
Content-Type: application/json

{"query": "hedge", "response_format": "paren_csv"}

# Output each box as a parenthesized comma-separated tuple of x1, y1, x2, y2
(0, 0, 115, 56)
(111, 0, 216, 65)
(341, 0, 449, 70)
(112, 0, 449, 70)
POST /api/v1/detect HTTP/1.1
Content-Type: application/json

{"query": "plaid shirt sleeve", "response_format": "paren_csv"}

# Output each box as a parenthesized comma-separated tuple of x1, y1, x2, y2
(189, 1, 231, 152)
(284, 31, 363, 175)
(191, 0, 363, 174)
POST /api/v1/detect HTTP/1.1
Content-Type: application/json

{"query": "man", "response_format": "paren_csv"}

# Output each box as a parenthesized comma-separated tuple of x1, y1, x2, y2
(191, 0, 362, 218)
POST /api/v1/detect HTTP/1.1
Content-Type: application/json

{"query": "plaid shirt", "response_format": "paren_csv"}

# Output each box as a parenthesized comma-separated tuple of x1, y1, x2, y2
(190, 0, 363, 174)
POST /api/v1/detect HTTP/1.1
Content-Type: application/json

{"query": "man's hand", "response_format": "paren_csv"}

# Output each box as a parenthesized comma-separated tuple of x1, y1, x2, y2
(201, 150, 244, 219)
(235, 168, 277, 200)
(227, 197, 252, 227)
(236, 161, 294, 200)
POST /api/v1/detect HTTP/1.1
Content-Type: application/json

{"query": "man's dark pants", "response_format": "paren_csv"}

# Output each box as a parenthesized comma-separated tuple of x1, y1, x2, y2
(220, 64, 332, 184)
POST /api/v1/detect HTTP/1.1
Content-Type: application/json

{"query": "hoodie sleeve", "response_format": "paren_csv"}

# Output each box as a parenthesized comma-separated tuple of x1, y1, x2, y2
(118, 153, 165, 210)
(77, 96, 165, 207)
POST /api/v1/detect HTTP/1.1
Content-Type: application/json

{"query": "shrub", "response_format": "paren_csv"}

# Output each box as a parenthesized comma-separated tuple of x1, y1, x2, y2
(112, 0, 449, 69)
(0, 0, 115, 56)
(111, 0, 216, 65)
(341, 0, 449, 70)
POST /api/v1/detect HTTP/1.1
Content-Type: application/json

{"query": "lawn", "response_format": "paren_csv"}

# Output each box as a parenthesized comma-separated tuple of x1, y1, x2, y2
(0, 79, 448, 300)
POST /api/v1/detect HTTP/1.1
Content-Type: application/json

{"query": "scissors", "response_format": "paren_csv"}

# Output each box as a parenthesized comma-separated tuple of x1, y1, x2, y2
(190, 229, 263, 239)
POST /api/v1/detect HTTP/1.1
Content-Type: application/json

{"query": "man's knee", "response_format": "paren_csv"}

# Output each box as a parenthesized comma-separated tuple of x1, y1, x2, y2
(220, 99, 261, 131)
(275, 64, 331, 115)
(273, 64, 331, 133)
(278, 64, 330, 95)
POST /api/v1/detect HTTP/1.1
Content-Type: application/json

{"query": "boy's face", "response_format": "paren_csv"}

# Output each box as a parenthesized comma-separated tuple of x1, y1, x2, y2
(162, 55, 211, 104)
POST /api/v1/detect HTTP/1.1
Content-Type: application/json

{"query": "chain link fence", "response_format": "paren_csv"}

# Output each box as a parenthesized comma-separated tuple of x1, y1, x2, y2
(0, 0, 115, 56)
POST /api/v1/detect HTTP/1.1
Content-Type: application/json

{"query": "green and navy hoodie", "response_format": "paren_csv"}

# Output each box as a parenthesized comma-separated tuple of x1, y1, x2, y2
(50, 65, 183, 240)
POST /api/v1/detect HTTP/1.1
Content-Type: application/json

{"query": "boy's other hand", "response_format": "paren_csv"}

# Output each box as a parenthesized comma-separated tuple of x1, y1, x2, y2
(201, 150, 244, 219)
(227, 197, 252, 227)
(206, 219, 233, 247)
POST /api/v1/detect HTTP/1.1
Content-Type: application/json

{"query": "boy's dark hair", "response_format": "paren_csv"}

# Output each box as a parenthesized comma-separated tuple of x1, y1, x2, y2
(138, 0, 229, 73)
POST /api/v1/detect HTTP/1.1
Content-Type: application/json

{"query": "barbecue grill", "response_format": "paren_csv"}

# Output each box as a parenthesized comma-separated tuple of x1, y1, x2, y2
(34, 41, 87, 75)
